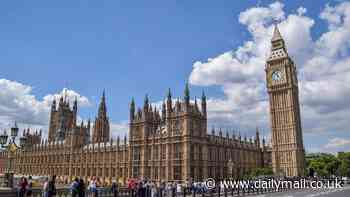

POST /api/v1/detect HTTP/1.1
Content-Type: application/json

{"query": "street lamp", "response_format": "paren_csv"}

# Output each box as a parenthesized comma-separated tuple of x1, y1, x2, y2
(0, 122, 27, 188)
(0, 130, 8, 146)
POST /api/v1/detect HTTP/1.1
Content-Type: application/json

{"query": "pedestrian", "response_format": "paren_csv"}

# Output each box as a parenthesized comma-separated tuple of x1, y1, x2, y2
(127, 179, 137, 197)
(142, 180, 148, 197)
(71, 178, 80, 197)
(176, 182, 182, 196)
(19, 176, 27, 197)
(47, 175, 57, 197)
(42, 177, 49, 197)
(137, 181, 143, 197)
(88, 177, 98, 197)
(166, 182, 172, 197)
(150, 182, 157, 197)
(171, 182, 176, 197)
(190, 182, 195, 194)
(78, 178, 86, 197)
(111, 180, 118, 197)
(26, 176, 33, 197)
(145, 181, 151, 197)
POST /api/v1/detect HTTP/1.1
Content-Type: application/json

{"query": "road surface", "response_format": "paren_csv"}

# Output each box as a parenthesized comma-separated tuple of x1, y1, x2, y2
(254, 184, 350, 197)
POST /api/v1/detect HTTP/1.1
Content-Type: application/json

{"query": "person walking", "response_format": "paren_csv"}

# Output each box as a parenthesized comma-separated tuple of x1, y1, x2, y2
(42, 177, 49, 197)
(18, 176, 28, 197)
(26, 176, 33, 197)
(111, 180, 118, 197)
(136, 181, 143, 197)
(166, 183, 172, 197)
(176, 183, 182, 196)
(78, 178, 86, 197)
(145, 181, 151, 197)
(127, 179, 137, 197)
(150, 182, 156, 197)
(47, 175, 57, 197)
(159, 182, 165, 197)
(171, 182, 176, 197)
(88, 177, 98, 197)
(71, 178, 80, 197)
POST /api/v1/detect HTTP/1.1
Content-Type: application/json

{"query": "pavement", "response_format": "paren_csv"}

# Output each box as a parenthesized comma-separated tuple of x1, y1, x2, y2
(253, 184, 350, 197)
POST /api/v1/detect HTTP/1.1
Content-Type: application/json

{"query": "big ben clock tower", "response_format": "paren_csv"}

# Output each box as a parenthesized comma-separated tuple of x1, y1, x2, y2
(266, 25, 305, 177)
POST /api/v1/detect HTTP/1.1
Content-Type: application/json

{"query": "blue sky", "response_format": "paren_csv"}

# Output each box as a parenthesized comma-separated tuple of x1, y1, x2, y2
(0, 0, 349, 153)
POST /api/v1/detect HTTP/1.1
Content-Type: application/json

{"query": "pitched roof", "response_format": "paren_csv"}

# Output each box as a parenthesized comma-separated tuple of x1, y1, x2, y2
(271, 24, 283, 41)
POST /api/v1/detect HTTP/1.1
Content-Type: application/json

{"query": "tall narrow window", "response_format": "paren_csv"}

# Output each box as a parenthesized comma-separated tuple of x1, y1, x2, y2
(133, 147, 140, 161)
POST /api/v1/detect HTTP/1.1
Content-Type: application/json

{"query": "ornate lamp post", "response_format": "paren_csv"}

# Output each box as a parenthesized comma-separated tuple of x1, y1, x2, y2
(0, 122, 27, 188)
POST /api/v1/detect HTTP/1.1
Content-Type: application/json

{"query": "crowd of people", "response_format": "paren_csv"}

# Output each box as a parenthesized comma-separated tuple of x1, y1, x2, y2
(18, 175, 57, 197)
(70, 177, 86, 197)
(15, 175, 347, 197)
(16, 175, 209, 197)
(126, 179, 209, 197)
(16, 175, 114, 197)
(18, 176, 32, 197)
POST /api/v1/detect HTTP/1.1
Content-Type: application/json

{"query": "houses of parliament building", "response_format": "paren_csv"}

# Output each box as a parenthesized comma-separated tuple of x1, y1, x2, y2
(0, 25, 305, 183)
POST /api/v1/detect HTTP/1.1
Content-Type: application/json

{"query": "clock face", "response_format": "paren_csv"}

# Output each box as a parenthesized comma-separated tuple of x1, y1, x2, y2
(271, 70, 283, 81)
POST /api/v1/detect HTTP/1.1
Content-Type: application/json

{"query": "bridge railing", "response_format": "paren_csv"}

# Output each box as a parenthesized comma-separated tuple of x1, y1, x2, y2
(25, 185, 297, 197)
(6, 178, 348, 197)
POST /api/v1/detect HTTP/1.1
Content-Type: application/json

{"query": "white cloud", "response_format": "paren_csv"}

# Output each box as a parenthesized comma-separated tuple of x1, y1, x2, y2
(0, 79, 91, 134)
(43, 88, 91, 108)
(297, 7, 307, 16)
(110, 122, 129, 138)
(188, 2, 350, 150)
(325, 138, 350, 148)
(0, 79, 48, 127)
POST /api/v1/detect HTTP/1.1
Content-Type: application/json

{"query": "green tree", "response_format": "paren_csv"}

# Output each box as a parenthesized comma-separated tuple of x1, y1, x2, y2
(306, 152, 349, 177)
(337, 152, 350, 177)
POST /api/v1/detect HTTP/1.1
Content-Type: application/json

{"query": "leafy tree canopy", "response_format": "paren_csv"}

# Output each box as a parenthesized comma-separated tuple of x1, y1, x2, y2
(306, 152, 350, 177)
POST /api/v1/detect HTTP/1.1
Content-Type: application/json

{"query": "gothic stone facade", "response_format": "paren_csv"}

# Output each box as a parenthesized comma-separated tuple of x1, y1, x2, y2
(266, 25, 306, 177)
(48, 95, 90, 146)
(1, 87, 271, 183)
(128, 87, 271, 182)
(0, 27, 313, 182)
